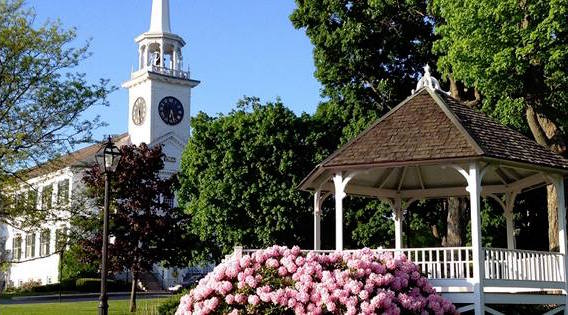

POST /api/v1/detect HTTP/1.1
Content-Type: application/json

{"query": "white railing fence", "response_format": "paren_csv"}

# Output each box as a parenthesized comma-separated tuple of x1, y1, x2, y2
(235, 247, 565, 283)
(383, 247, 473, 279)
(239, 247, 474, 279)
(149, 65, 190, 79)
(484, 248, 565, 282)
(131, 65, 191, 80)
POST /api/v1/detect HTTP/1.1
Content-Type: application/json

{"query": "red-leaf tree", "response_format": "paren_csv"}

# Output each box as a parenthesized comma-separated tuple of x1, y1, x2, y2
(76, 143, 195, 312)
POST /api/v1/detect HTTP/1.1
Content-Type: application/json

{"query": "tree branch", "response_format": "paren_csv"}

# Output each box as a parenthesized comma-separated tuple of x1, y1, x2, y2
(526, 105, 550, 148)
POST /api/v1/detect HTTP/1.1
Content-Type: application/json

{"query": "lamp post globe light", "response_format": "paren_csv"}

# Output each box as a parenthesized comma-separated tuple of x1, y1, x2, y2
(95, 136, 122, 315)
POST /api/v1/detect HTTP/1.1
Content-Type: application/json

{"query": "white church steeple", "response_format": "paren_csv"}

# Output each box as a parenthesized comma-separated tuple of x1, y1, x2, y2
(131, 0, 187, 74)
(149, 0, 171, 33)
(123, 0, 199, 164)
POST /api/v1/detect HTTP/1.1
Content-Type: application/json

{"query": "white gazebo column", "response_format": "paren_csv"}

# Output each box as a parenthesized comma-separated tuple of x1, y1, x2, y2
(457, 162, 485, 315)
(314, 191, 330, 250)
(333, 173, 346, 250)
(505, 191, 518, 250)
(505, 212, 515, 250)
(314, 191, 322, 250)
(332, 172, 356, 251)
(551, 175, 568, 314)
(393, 197, 403, 250)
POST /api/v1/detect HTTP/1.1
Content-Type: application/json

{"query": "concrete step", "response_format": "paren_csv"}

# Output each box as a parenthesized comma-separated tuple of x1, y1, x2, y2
(137, 271, 163, 291)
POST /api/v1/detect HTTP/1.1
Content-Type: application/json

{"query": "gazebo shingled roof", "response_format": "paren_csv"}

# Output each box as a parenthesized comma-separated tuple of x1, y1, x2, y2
(322, 89, 481, 167)
(300, 88, 568, 193)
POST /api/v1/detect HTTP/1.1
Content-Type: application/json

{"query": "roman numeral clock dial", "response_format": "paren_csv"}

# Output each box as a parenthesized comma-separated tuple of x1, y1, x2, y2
(132, 97, 146, 125)
(158, 96, 184, 125)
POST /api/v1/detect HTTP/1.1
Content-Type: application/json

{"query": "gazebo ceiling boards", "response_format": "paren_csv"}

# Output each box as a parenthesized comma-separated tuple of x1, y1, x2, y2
(300, 88, 568, 200)
(313, 164, 544, 201)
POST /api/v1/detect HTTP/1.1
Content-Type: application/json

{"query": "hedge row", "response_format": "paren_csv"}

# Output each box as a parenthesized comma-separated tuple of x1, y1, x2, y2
(74, 278, 131, 292)
(7, 278, 130, 294)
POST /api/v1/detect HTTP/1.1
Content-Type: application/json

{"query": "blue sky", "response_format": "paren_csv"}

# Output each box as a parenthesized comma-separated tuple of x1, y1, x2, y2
(28, 0, 322, 141)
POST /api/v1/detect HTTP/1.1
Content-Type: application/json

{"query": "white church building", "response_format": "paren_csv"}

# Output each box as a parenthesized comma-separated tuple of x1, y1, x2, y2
(1, 0, 199, 289)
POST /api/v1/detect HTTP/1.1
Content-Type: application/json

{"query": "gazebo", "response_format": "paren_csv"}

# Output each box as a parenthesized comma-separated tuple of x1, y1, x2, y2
(298, 69, 568, 314)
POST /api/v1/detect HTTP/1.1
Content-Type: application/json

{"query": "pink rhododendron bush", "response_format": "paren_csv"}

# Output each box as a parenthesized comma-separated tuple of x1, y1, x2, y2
(176, 246, 458, 315)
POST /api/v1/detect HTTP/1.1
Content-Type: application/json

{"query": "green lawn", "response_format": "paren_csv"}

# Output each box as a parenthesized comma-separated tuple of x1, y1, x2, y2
(0, 297, 166, 315)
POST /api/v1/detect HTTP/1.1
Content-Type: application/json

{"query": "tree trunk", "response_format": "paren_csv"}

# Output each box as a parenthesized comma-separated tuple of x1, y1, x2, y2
(449, 75, 461, 101)
(548, 185, 560, 251)
(445, 79, 466, 248)
(525, 105, 566, 251)
(129, 269, 137, 313)
(444, 197, 463, 247)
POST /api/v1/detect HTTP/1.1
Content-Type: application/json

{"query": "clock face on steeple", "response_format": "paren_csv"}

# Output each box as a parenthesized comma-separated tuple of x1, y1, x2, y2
(158, 96, 184, 125)
(132, 97, 146, 125)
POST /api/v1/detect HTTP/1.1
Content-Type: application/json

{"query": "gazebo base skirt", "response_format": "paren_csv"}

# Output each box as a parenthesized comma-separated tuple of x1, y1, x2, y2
(447, 291, 566, 305)
(448, 292, 567, 315)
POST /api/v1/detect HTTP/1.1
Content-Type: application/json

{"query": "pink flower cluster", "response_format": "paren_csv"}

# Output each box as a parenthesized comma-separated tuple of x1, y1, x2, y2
(176, 246, 457, 315)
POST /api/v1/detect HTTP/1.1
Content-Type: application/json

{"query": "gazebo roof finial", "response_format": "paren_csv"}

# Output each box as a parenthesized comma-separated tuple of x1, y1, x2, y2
(412, 64, 450, 95)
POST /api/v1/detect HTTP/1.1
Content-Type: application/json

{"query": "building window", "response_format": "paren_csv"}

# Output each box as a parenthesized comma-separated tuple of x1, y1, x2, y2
(25, 233, 35, 258)
(13, 193, 25, 210)
(27, 190, 38, 210)
(12, 234, 22, 260)
(42, 185, 53, 210)
(55, 227, 67, 252)
(40, 229, 50, 256)
(57, 179, 70, 205)
(163, 194, 174, 208)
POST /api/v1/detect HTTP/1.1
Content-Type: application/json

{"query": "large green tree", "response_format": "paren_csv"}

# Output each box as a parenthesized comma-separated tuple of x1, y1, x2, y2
(290, 0, 465, 248)
(290, 0, 435, 143)
(290, 0, 561, 249)
(178, 97, 316, 263)
(433, 0, 568, 250)
(0, 0, 113, 227)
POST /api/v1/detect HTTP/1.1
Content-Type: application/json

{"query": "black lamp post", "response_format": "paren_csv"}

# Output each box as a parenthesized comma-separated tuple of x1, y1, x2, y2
(95, 136, 122, 315)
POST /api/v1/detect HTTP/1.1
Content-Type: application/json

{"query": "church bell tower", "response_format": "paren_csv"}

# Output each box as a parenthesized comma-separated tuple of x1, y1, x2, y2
(123, 0, 199, 173)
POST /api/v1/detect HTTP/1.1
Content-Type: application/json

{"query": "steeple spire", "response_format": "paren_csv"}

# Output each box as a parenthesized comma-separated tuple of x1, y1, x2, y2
(131, 0, 187, 75)
(149, 0, 171, 33)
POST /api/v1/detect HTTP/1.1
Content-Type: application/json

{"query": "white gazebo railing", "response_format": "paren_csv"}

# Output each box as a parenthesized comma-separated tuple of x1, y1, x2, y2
(484, 248, 565, 282)
(383, 247, 474, 279)
(236, 246, 565, 284)
(384, 247, 564, 283)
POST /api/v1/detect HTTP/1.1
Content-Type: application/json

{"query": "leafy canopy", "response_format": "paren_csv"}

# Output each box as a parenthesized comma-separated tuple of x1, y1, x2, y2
(178, 97, 316, 263)
(0, 0, 113, 229)
(433, 0, 568, 133)
(432, 0, 568, 250)
(0, 0, 113, 173)
(289, 0, 451, 248)
(291, 0, 435, 142)
(75, 144, 194, 274)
